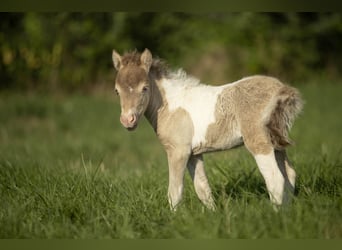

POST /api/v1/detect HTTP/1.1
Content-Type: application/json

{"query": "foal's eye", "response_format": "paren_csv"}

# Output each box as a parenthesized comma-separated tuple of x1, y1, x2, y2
(142, 86, 149, 93)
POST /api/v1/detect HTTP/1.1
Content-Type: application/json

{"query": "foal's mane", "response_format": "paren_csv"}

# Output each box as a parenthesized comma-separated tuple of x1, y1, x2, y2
(121, 50, 170, 79)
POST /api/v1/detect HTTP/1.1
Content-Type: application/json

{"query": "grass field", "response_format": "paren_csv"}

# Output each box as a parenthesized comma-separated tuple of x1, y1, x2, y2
(0, 81, 341, 238)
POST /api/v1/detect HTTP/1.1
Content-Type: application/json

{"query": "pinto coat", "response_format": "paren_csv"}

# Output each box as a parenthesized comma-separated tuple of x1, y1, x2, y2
(112, 49, 303, 210)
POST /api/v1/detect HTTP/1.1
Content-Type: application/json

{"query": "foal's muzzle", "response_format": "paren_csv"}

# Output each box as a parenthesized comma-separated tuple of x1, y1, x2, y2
(120, 113, 138, 131)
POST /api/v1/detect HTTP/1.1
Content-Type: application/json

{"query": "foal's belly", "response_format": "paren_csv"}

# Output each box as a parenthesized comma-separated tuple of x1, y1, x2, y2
(192, 132, 244, 155)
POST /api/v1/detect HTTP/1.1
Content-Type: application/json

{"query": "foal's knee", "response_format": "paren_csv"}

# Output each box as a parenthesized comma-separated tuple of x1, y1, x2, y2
(168, 187, 183, 211)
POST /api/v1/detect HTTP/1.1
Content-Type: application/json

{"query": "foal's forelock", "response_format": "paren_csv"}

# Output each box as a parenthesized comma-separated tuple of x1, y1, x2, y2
(116, 66, 148, 89)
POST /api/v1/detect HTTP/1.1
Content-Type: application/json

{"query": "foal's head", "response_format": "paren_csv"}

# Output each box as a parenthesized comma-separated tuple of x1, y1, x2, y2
(112, 49, 153, 130)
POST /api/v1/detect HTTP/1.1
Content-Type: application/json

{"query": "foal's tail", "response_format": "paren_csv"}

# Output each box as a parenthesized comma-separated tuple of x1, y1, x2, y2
(266, 85, 303, 150)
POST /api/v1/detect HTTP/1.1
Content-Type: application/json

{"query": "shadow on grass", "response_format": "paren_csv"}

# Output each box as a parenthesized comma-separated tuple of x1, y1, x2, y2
(211, 169, 269, 203)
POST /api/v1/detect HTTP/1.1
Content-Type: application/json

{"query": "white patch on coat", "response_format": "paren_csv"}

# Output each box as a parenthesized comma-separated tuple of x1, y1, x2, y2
(254, 151, 285, 205)
(161, 70, 225, 149)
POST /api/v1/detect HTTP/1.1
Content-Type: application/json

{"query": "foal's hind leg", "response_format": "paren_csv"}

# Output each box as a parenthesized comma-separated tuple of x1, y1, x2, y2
(243, 129, 286, 206)
(253, 151, 286, 206)
(274, 150, 296, 204)
(187, 154, 216, 210)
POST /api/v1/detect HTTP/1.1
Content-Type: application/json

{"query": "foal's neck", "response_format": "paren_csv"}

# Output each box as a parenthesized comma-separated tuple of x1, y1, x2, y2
(144, 77, 164, 132)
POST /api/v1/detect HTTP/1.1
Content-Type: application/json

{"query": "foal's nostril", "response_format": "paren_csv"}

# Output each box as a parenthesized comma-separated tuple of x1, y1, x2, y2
(129, 115, 136, 123)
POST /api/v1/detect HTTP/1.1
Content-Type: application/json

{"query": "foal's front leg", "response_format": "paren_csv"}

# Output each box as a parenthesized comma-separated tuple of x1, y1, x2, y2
(166, 147, 191, 210)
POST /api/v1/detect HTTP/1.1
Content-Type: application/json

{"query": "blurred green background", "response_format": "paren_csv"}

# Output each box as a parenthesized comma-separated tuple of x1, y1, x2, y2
(1, 12, 342, 92)
(1, 13, 342, 238)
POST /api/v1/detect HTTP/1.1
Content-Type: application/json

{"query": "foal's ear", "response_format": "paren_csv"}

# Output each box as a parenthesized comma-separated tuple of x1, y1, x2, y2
(112, 50, 122, 70)
(140, 48, 152, 72)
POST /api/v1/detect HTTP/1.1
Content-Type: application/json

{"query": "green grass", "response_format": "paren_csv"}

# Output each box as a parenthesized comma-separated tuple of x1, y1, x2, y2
(0, 82, 341, 238)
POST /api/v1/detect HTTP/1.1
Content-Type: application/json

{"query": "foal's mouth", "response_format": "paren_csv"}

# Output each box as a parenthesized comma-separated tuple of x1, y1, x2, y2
(126, 124, 138, 131)
(121, 120, 138, 131)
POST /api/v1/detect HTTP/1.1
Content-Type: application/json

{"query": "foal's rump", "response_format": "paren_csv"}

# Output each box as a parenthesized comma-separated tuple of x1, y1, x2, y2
(234, 76, 303, 151)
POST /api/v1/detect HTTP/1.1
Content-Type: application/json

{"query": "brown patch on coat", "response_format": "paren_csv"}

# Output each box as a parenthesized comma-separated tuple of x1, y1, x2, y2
(196, 86, 242, 154)
(233, 76, 282, 154)
(157, 106, 194, 152)
(232, 76, 302, 154)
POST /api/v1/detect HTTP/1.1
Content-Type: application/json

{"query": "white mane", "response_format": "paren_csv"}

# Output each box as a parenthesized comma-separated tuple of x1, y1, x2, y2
(167, 69, 201, 88)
